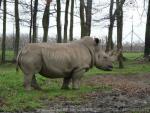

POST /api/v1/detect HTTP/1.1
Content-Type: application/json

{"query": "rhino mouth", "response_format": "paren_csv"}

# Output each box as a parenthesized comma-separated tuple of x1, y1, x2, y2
(98, 66, 113, 71)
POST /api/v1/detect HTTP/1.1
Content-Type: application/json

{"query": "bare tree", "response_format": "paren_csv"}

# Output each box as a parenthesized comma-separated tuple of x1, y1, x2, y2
(69, 0, 74, 41)
(80, 0, 86, 37)
(106, 0, 114, 52)
(0, 0, 2, 8)
(1, 0, 6, 63)
(144, 0, 150, 58)
(29, 0, 33, 43)
(56, 0, 62, 43)
(105, 0, 125, 52)
(14, 0, 20, 58)
(42, 0, 51, 42)
(64, 0, 70, 43)
(116, 0, 124, 68)
(80, 0, 92, 37)
(32, 0, 38, 43)
(86, 0, 92, 36)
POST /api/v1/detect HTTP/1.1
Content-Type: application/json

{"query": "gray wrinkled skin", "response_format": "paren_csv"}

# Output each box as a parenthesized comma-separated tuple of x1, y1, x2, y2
(16, 36, 115, 90)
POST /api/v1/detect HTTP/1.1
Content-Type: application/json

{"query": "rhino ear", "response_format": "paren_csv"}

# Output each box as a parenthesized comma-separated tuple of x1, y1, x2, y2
(94, 38, 100, 45)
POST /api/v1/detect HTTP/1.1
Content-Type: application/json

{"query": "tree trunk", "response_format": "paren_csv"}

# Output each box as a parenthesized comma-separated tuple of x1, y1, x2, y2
(80, 0, 86, 37)
(69, 0, 74, 41)
(29, 0, 33, 43)
(106, 0, 114, 52)
(42, 1, 50, 42)
(116, 0, 124, 68)
(32, 0, 38, 43)
(1, 0, 6, 63)
(63, 0, 70, 43)
(80, 0, 92, 38)
(14, 0, 20, 59)
(106, 0, 125, 52)
(144, 0, 150, 58)
(86, 0, 92, 36)
(0, 0, 2, 8)
(56, 0, 62, 43)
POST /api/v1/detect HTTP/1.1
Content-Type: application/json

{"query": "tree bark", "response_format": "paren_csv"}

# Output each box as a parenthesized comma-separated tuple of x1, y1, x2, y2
(1, 0, 6, 63)
(80, 0, 86, 37)
(32, 0, 38, 43)
(80, 0, 92, 38)
(42, 1, 50, 42)
(106, 0, 114, 52)
(144, 0, 150, 58)
(0, 0, 2, 8)
(116, 0, 124, 68)
(86, 0, 92, 36)
(63, 0, 70, 43)
(69, 0, 74, 41)
(29, 0, 33, 43)
(14, 0, 20, 59)
(56, 0, 62, 43)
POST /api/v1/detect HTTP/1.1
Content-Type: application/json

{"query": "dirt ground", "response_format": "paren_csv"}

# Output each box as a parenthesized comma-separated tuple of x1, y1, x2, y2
(32, 73, 150, 113)
(2, 73, 150, 113)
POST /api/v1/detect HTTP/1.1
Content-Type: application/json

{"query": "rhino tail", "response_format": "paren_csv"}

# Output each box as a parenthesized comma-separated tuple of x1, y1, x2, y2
(16, 50, 22, 72)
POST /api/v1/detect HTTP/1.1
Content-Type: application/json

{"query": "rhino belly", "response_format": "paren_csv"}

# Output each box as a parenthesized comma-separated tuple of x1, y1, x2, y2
(39, 65, 71, 78)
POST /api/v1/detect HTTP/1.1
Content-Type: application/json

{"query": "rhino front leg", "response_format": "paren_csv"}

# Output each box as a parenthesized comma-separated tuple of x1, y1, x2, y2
(72, 69, 85, 90)
(61, 77, 71, 90)
(31, 75, 41, 90)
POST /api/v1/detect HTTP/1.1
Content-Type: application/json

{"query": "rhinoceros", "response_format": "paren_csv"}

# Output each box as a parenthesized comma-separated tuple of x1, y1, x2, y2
(16, 36, 116, 90)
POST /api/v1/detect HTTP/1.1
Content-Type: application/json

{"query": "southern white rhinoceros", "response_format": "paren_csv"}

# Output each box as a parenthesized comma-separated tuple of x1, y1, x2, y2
(16, 36, 116, 90)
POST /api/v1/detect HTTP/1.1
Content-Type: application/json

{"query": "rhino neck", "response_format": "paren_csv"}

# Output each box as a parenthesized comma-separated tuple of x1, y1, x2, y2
(82, 44, 95, 68)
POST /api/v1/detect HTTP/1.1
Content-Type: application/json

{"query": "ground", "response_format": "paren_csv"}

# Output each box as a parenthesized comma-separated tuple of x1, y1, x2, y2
(34, 74, 150, 113)
(0, 52, 150, 113)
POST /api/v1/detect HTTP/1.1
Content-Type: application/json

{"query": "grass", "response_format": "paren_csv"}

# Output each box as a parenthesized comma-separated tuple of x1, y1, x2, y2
(0, 50, 14, 61)
(0, 52, 150, 112)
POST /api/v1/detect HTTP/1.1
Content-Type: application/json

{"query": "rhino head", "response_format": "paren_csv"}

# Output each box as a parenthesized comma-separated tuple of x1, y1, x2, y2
(94, 39, 119, 71)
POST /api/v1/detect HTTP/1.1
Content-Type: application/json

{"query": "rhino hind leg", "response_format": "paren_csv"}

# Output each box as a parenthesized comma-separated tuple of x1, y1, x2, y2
(24, 73, 33, 91)
(61, 77, 71, 90)
(31, 75, 41, 90)
(21, 55, 42, 91)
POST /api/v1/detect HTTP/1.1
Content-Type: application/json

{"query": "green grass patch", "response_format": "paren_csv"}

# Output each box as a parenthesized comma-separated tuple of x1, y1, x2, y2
(0, 50, 14, 61)
(0, 52, 150, 111)
(123, 52, 143, 60)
